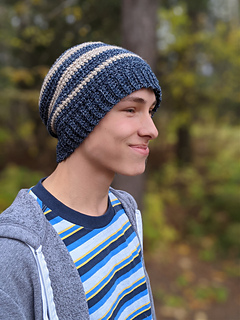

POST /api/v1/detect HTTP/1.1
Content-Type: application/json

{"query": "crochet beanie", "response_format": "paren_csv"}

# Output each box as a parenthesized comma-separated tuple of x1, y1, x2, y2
(39, 41, 162, 163)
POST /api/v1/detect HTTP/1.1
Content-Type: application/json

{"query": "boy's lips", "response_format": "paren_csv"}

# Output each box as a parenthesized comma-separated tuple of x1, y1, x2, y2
(129, 144, 149, 156)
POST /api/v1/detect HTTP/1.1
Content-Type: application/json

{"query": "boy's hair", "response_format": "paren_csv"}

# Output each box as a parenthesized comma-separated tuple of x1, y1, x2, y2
(39, 42, 162, 163)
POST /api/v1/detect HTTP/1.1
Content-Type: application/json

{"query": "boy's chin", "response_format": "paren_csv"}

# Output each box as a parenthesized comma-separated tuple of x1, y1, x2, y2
(118, 168, 146, 177)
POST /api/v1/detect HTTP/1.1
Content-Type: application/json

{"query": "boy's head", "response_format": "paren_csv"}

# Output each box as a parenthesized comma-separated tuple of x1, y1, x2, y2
(39, 41, 162, 163)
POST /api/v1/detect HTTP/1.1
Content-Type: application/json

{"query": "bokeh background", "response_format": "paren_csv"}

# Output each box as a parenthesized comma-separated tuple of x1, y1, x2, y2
(0, 0, 239, 319)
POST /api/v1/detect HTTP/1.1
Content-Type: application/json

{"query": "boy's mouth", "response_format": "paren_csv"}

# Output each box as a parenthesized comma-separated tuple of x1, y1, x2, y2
(129, 144, 149, 156)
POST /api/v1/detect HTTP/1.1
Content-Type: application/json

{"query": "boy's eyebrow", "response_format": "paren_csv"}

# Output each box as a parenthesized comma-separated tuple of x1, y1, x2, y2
(121, 96, 157, 107)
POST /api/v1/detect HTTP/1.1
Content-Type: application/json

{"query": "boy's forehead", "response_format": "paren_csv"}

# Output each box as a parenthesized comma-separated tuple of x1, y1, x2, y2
(120, 88, 156, 103)
(123, 88, 154, 97)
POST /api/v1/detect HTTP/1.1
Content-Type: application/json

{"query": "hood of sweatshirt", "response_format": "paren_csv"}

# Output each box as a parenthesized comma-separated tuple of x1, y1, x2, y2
(0, 189, 47, 249)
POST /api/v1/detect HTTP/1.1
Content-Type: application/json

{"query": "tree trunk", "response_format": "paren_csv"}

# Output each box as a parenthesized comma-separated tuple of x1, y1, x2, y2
(112, 0, 158, 210)
(121, 0, 158, 70)
(176, 124, 192, 167)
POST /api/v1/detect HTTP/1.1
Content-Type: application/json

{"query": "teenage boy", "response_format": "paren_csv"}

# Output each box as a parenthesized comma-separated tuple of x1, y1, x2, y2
(0, 41, 161, 320)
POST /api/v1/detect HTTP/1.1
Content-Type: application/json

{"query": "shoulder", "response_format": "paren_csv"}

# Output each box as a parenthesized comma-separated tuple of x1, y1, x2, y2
(1, 189, 41, 221)
(0, 189, 48, 249)
(0, 237, 38, 277)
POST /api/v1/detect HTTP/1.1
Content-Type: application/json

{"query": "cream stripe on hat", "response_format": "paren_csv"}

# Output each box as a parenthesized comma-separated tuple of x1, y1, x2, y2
(39, 42, 101, 105)
(50, 52, 139, 134)
(48, 45, 127, 118)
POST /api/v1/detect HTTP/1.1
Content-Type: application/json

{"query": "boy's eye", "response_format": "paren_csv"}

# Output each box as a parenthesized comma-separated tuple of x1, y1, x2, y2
(125, 108, 135, 113)
(149, 109, 154, 116)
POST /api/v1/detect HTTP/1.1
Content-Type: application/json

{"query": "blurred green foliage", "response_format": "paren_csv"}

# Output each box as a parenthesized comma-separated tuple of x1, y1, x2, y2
(194, 284, 228, 303)
(147, 121, 240, 256)
(143, 193, 178, 251)
(142, 2, 240, 257)
(155, 282, 228, 307)
(0, 164, 43, 211)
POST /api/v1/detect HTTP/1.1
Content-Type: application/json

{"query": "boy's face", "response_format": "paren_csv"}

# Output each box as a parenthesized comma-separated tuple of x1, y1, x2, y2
(76, 88, 158, 177)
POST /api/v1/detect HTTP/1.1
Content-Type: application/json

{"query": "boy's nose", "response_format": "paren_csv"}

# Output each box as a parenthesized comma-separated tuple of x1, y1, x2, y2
(138, 116, 159, 140)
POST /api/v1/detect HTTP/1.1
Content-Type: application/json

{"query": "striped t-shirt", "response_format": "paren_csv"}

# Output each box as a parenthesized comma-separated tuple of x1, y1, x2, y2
(30, 180, 152, 319)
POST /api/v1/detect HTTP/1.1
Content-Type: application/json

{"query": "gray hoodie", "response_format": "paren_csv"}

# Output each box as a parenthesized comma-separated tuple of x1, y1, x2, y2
(0, 187, 156, 320)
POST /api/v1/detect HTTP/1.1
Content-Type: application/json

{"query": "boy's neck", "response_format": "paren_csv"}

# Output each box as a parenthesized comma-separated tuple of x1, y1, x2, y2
(42, 154, 114, 217)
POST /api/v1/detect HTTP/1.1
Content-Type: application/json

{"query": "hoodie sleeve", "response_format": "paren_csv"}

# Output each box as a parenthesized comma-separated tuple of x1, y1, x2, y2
(0, 238, 43, 320)
(0, 289, 27, 320)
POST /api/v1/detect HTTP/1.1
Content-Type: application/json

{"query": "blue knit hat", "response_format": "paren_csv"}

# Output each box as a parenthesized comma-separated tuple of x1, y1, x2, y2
(39, 41, 162, 163)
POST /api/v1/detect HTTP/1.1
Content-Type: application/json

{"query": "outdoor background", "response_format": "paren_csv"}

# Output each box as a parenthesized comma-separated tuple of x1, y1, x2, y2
(0, 0, 239, 319)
